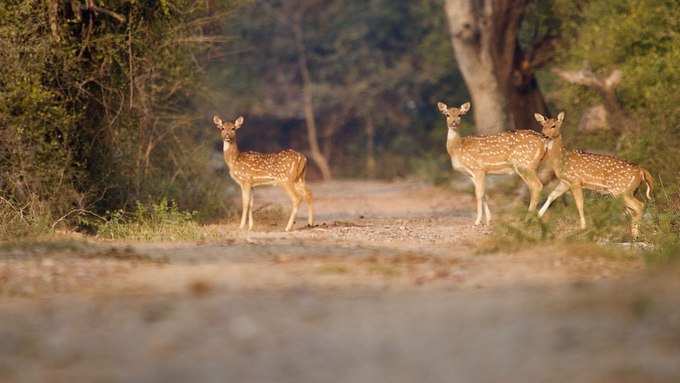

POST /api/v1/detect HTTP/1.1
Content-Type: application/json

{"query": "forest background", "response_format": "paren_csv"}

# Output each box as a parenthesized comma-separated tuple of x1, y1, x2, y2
(0, 0, 678, 254)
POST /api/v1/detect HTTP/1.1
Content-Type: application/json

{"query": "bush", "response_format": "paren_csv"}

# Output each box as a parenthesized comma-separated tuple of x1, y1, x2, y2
(96, 199, 203, 241)
(0, 199, 53, 240)
(476, 188, 652, 254)
(0, 0, 238, 240)
(542, 0, 680, 246)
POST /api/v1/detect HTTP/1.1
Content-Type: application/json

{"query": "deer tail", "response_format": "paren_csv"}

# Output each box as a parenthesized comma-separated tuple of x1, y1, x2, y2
(297, 153, 308, 181)
(640, 168, 654, 200)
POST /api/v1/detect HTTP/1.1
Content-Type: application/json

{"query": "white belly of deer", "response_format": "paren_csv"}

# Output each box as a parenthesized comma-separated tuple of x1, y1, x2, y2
(583, 180, 613, 194)
(253, 176, 278, 182)
(488, 166, 514, 175)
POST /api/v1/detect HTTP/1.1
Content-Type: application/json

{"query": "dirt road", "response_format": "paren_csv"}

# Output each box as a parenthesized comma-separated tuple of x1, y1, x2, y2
(1, 180, 678, 383)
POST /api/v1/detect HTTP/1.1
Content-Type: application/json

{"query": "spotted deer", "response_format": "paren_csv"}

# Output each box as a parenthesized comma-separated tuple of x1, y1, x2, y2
(437, 101, 548, 225)
(534, 112, 653, 238)
(213, 115, 313, 231)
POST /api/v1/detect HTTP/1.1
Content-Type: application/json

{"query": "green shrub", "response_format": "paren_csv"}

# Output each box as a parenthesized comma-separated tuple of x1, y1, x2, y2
(476, 209, 555, 254)
(642, 202, 680, 265)
(644, 234, 680, 265)
(96, 199, 203, 241)
(476, 187, 655, 254)
(0, 199, 53, 240)
(0, 0, 239, 240)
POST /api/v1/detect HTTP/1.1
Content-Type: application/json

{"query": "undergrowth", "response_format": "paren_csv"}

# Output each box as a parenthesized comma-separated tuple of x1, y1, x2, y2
(642, 208, 680, 265)
(0, 200, 53, 241)
(475, 187, 661, 258)
(96, 199, 204, 241)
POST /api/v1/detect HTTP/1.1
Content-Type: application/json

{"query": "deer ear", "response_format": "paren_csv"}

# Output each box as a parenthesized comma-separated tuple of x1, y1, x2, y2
(534, 113, 546, 124)
(557, 112, 565, 125)
(460, 102, 471, 114)
(437, 102, 448, 114)
(212, 115, 223, 128)
(234, 116, 244, 129)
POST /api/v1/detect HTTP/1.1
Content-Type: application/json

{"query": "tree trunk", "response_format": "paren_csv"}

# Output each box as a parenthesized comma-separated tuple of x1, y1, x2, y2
(365, 116, 376, 178)
(292, 18, 332, 181)
(509, 48, 549, 130)
(443, 0, 549, 133)
(443, 0, 509, 134)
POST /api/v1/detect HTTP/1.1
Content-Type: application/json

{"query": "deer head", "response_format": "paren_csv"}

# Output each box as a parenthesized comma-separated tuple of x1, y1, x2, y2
(534, 112, 564, 139)
(213, 115, 244, 143)
(437, 101, 471, 130)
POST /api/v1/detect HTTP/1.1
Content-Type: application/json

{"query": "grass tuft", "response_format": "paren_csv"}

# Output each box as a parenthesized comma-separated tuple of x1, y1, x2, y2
(96, 198, 203, 241)
(476, 190, 652, 256)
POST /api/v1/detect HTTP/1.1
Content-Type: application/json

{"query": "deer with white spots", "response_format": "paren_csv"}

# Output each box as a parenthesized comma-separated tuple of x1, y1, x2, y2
(213, 115, 314, 232)
(437, 101, 548, 225)
(535, 112, 653, 238)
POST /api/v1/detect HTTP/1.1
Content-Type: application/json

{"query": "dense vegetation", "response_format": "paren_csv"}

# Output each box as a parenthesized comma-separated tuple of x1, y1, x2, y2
(0, 0, 678, 250)
(0, 0, 241, 237)
(550, 0, 680, 251)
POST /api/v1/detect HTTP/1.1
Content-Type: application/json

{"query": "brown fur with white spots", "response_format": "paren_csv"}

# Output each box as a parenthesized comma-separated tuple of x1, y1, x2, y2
(437, 101, 548, 225)
(535, 112, 653, 238)
(213, 115, 313, 231)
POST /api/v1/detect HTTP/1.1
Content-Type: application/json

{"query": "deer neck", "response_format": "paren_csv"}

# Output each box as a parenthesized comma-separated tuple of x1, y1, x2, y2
(223, 140, 239, 168)
(545, 135, 566, 173)
(446, 127, 462, 155)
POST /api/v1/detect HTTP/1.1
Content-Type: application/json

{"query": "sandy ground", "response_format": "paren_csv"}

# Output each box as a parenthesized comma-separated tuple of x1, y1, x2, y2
(0, 180, 678, 383)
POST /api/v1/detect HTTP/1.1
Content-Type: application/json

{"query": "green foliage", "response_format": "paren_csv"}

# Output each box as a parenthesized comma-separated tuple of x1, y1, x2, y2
(476, 188, 649, 254)
(0, 0, 239, 238)
(544, 0, 680, 242)
(0, 0, 82, 230)
(644, 235, 680, 265)
(96, 198, 202, 241)
(554, 0, 680, 180)
(642, 196, 680, 265)
(0, 201, 52, 240)
(215, 0, 467, 178)
(476, 213, 555, 254)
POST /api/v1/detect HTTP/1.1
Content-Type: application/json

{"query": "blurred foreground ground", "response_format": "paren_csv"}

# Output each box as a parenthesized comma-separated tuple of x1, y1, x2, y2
(1, 181, 678, 383)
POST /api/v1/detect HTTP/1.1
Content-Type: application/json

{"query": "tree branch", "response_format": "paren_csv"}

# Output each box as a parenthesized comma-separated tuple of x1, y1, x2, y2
(527, 35, 558, 69)
(553, 66, 636, 133)
(552, 67, 603, 89)
(80, 4, 126, 23)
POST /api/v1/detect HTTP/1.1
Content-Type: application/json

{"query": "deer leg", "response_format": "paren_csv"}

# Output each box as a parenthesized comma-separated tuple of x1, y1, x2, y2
(472, 173, 486, 226)
(570, 185, 586, 229)
(539, 181, 569, 217)
(240, 185, 251, 230)
(515, 168, 542, 219)
(295, 180, 314, 226)
(523, 170, 544, 212)
(483, 196, 491, 225)
(623, 194, 644, 239)
(283, 182, 302, 232)
(247, 192, 254, 230)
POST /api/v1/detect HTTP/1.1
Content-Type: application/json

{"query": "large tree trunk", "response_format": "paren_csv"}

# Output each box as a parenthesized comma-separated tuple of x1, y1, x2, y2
(292, 18, 332, 181)
(444, 0, 510, 134)
(443, 0, 549, 134)
(508, 48, 549, 130)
